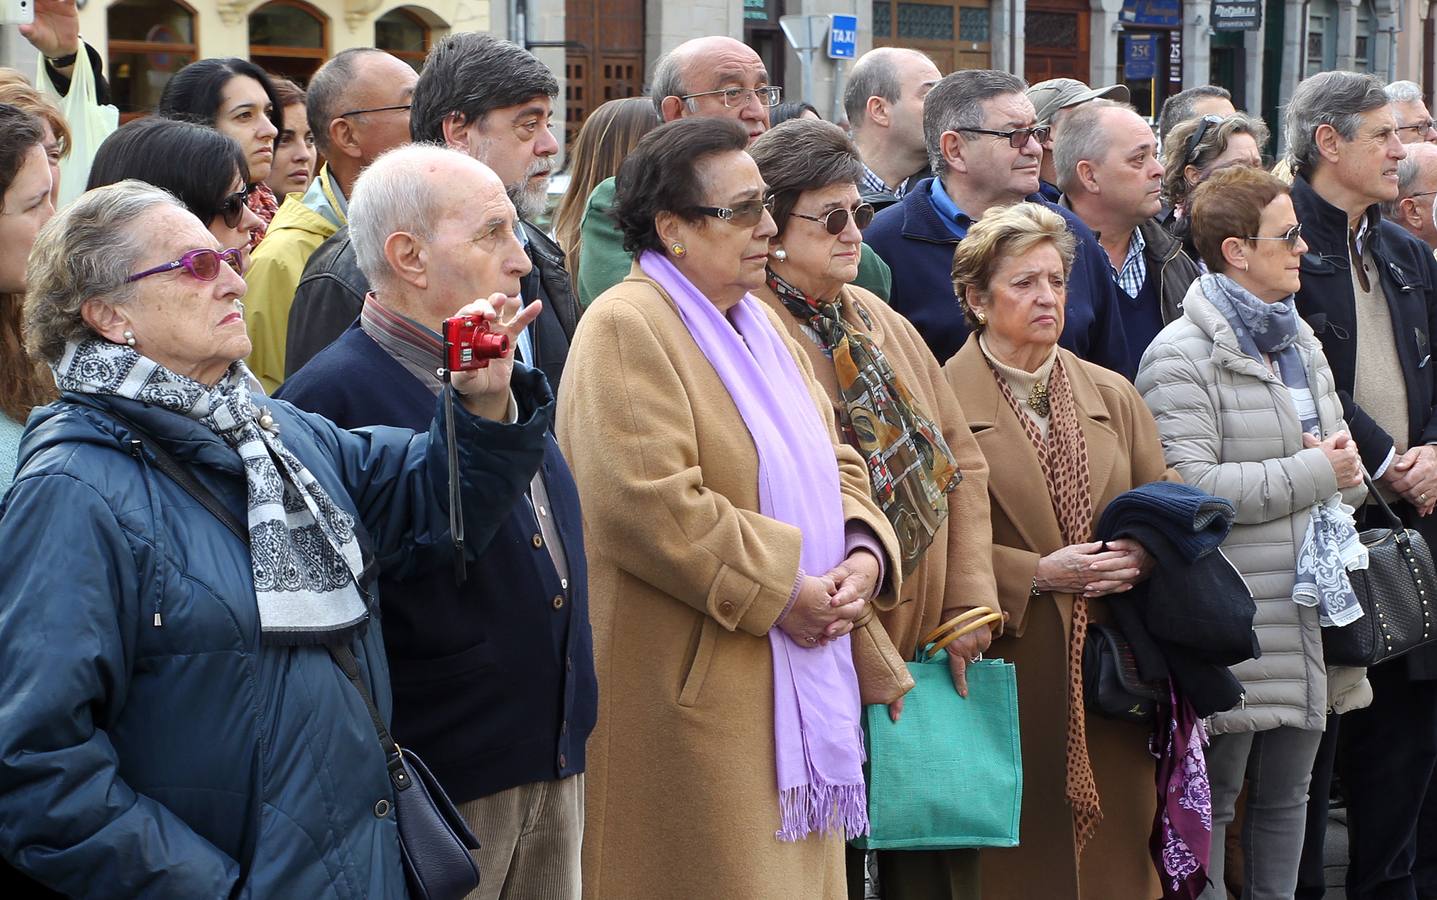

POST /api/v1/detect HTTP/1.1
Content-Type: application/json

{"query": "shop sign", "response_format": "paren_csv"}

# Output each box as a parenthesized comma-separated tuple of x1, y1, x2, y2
(1211, 0, 1262, 30)
(1125, 32, 1157, 80)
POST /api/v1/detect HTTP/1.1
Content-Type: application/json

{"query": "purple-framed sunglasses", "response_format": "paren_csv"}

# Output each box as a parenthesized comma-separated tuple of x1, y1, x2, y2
(127, 247, 244, 284)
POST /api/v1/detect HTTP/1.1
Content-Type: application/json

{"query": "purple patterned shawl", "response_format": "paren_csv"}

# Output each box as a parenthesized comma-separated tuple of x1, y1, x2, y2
(1151, 685, 1213, 899)
(639, 251, 868, 841)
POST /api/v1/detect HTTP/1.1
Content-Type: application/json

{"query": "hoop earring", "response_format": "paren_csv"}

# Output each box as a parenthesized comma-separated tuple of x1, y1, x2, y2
(123, 330, 137, 347)
(670, 242, 687, 258)
(772, 247, 787, 262)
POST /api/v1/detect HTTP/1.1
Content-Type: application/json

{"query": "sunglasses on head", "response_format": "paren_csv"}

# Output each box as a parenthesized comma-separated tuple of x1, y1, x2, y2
(789, 202, 876, 235)
(694, 197, 772, 229)
(1244, 222, 1304, 251)
(220, 184, 254, 230)
(1183, 114, 1227, 165)
(128, 247, 245, 283)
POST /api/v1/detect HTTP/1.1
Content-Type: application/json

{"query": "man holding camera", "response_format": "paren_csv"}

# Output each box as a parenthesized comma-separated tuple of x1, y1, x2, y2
(277, 144, 595, 900)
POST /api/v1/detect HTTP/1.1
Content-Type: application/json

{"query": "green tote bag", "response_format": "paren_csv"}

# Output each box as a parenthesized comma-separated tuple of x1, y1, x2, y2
(852, 651, 1022, 850)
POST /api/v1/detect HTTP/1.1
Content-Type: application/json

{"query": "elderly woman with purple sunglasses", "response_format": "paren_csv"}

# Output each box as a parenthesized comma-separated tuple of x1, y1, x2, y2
(0, 178, 550, 897)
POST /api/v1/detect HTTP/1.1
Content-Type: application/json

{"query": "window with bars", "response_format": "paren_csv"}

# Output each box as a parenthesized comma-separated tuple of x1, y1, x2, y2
(959, 6, 989, 42)
(1025, 11, 1078, 48)
(897, 2, 955, 40)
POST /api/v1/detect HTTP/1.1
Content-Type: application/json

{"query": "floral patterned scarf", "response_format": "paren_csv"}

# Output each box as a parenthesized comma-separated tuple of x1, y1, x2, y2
(769, 271, 960, 577)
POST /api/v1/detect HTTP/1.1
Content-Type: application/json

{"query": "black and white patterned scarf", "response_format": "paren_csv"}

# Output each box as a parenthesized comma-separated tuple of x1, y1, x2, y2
(54, 338, 368, 644)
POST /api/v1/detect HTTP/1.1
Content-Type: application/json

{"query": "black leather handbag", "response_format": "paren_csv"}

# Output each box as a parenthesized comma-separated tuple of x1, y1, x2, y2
(1082, 623, 1168, 724)
(116, 412, 482, 900)
(1323, 476, 1437, 667)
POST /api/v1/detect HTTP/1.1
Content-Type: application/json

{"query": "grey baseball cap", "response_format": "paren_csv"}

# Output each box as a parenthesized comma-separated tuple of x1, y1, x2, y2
(1027, 78, 1132, 126)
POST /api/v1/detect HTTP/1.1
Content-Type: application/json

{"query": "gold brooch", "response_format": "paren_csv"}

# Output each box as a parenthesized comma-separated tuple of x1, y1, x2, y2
(1027, 381, 1051, 417)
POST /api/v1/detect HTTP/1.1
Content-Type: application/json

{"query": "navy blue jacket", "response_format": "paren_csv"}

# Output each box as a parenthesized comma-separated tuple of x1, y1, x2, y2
(278, 325, 597, 802)
(864, 176, 1131, 375)
(0, 377, 549, 897)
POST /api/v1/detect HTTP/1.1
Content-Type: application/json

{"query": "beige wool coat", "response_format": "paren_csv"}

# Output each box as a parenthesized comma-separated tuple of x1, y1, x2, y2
(1136, 286, 1371, 733)
(754, 282, 1000, 660)
(945, 338, 1175, 900)
(557, 266, 902, 900)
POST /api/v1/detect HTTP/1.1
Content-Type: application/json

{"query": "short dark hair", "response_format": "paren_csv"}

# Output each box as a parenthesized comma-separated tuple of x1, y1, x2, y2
(1158, 84, 1232, 141)
(1189, 166, 1288, 273)
(614, 117, 750, 256)
(305, 48, 386, 156)
(87, 117, 249, 228)
(0, 102, 44, 199)
(749, 119, 863, 235)
(410, 33, 559, 144)
(923, 69, 1027, 175)
(771, 101, 820, 127)
(157, 57, 284, 143)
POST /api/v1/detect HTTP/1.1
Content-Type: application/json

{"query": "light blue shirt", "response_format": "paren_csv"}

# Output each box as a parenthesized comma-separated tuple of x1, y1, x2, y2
(927, 177, 974, 240)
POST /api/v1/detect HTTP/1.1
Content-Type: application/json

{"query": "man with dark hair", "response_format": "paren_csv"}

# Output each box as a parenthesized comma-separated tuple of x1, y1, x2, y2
(278, 145, 594, 900)
(573, 35, 892, 307)
(1026, 77, 1130, 201)
(244, 48, 416, 391)
(1057, 100, 1198, 372)
(1286, 69, 1437, 900)
(844, 47, 941, 208)
(1157, 84, 1234, 142)
(286, 33, 581, 391)
(863, 69, 1129, 373)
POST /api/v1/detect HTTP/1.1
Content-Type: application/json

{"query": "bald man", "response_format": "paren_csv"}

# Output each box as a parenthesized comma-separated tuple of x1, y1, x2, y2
(574, 36, 892, 306)
(844, 47, 942, 205)
(1386, 142, 1437, 251)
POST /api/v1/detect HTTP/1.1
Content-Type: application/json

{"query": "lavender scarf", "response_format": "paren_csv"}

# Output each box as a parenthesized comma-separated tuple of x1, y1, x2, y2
(639, 251, 868, 841)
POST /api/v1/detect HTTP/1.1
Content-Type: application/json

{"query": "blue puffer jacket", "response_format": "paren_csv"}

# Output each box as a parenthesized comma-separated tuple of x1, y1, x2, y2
(0, 369, 552, 898)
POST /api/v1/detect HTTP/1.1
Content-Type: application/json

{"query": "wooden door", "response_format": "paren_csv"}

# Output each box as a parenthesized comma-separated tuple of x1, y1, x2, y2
(564, 0, 644, 148)
(872, 0, 994, 73)
(1024, 0, 1090, 84)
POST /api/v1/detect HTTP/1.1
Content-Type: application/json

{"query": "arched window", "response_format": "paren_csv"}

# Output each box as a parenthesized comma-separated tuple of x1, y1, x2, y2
(107, 0, 198, 118)
(376, 7, 432, 71)
(249, 0, 329, 84)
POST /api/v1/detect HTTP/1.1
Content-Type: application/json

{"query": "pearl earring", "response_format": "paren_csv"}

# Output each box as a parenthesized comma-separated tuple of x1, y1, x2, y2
(123, 330, 136, 347)
(671, 242, 687, 258)
(772, 247, 788, 262)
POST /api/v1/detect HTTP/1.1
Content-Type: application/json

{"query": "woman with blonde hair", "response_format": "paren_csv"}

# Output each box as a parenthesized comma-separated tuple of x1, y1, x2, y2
(945, 201, 1173, 899)
(552, 96, 658, 288)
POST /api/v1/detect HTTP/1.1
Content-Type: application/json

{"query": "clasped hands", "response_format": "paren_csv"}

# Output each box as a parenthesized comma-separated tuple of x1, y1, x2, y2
(1376, 442, 1437, 516)
(1035, 538, 1154, 600)
(776, 549, 880, 649)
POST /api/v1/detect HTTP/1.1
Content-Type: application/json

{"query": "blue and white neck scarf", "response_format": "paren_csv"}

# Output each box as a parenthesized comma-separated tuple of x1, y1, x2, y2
(54, 338, 369, 644)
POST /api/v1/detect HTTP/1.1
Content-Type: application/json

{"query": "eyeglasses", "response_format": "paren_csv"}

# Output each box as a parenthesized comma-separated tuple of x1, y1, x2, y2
(1410, 189, 1437, 200)
(220, 184, 253, 230)
(954, 125, 1051, 149)
(789, 203, 876, 235)
(1397, 119, 1437, 136)
(128, 248, 245, 283)
(694, 197, 772, 228)
(336, 103, 413, 119)
(1244, 223, 1304, 251)
(1184, 114, 1227, 165)
(680, 86, 783, 109)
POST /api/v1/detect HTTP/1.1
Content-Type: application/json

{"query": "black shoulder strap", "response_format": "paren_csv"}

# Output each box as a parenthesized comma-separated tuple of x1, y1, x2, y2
(111, 408, 410, 791)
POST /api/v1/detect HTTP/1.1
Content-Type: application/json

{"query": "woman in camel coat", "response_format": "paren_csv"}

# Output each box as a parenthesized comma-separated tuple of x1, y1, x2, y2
(748, 118, 1000, 900)
(557, 118, 901, 899)
(945, 203, 1175, 900)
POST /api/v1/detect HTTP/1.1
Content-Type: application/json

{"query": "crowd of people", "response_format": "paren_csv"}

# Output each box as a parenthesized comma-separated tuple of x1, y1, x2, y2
(3, 2, 1437, 898)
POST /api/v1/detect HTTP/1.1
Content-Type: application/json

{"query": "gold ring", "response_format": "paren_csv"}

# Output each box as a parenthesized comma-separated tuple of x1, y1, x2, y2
(805, 635, 817, 645)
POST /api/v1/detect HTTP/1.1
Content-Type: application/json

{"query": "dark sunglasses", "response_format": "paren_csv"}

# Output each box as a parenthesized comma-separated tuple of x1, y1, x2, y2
(694, 197, 772, 228)
(1245, 223, 1304, 251)
(220, 184, 253, 230)
(1183, 114, 1227, 165)
(789, 203, 876, 235)
(128, 247, 245, 283)
(955, 125, 1051, 149)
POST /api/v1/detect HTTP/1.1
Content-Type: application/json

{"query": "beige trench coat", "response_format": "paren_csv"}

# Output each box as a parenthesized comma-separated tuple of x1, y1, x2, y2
(557, 267, 901, 900)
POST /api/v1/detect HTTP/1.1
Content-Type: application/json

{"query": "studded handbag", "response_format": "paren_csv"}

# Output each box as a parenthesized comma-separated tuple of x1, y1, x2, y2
(1323, 474, 1437, 667)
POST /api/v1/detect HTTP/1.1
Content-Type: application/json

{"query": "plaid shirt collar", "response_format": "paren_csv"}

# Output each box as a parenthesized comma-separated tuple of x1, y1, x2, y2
(861, 163, 907, 199)
(1112, 226, 1148, 298)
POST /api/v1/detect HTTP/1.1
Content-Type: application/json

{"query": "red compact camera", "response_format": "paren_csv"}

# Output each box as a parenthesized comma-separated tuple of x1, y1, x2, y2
(442, 315, 510, 371)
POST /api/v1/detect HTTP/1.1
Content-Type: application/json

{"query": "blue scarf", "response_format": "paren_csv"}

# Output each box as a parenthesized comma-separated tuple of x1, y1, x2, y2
(1200, 274, 1317, 434)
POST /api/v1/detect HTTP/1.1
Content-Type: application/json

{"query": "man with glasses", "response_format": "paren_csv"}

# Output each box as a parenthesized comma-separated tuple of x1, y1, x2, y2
(287, 34, 582, 393)
(573, 35, 893, 307)
(1387, 80, 1437, 145)
(1286, 70, 1437, 900)
(242, 48, 417, 392)
(864, 69, 1129, 373)
(1385, 142, 1437, 253)
(1056, 100, 1199, 374)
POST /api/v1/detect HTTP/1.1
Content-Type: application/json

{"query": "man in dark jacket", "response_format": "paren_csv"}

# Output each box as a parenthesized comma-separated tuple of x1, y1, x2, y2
(285, 33, 582, 392)
(1057, 100, 1200, 374)
(279, 145, 596, 900)
(864, 69, 1130, 373)
(1286, 70, 1437, 900)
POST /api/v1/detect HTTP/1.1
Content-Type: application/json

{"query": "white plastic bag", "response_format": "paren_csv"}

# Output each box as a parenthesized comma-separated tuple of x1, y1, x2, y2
(35, 46, 119, 209)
